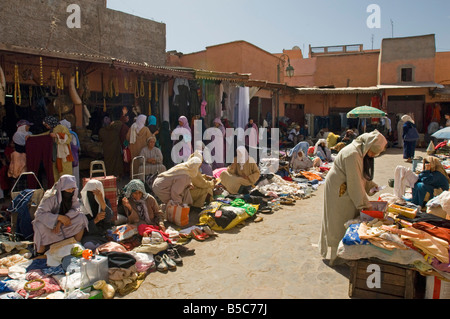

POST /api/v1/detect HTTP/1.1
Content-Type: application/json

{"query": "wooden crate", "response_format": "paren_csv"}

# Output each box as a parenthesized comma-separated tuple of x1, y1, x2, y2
(349, 259, 424, 299)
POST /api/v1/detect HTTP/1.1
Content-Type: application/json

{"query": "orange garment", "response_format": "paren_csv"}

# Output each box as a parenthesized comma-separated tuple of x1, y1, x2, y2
(7, 151, 26, 179)
(299, 171, 322, 181)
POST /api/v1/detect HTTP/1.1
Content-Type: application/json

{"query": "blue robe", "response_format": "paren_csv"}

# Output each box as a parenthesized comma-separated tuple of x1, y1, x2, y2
(412, 170, 449, 206)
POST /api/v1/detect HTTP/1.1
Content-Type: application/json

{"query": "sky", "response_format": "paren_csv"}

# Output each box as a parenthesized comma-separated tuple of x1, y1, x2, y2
(107, 0, 450, 57)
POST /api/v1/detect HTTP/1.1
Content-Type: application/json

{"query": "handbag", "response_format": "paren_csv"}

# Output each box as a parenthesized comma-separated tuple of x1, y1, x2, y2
(166, 203, 190, 227)
(123, 146, 131, 163)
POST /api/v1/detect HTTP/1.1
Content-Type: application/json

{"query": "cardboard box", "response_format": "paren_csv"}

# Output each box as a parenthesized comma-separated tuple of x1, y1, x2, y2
(425, 276, 450, 299)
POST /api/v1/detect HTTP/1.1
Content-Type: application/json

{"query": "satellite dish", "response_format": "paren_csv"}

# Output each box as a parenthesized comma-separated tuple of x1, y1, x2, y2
(292, 46, 301, 50)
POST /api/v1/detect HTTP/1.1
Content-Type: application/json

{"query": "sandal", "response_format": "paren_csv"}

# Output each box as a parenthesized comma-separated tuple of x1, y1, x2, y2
(280, 198, 295, 205)
(259, 207, 273, 214)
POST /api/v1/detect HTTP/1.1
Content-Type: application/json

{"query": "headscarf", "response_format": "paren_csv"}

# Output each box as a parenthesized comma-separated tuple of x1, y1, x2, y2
(129, 114, 147, 144)
(148, 115, 157, 126)
(213, 118, 226, 136)
(12, 124, 32, 146)
(177, 116, 191, 133)
(80, 180, 105, 218)
(43, 116, 59, 129)
(350, 130, 387, 181)
(123, 179, 152, 224)
(158, 155, 202, 178)
(314, 139, 327, 156)
(401, 115, 414, 124)
(41, 175, 79, 214)
(425, 156, 450, 183)
(352, 130, 387, 158)
(123, 179, 149, 200)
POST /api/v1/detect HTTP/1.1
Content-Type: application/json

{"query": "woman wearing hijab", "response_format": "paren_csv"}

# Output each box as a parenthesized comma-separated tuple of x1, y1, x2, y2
(219, 146, 261, 195)
(32, 175, 88, 254)
(126, 114, 153, 176)
(99, 115, 124, 178)
(147, 115, 159, 135)
(290, 150, 313, 172)
(159, 121, 174, 170)
(402, 115, 419, 163)
(80, 180, 114, 250)
(152, 155, 202, 206)
(122, 179, 165, 231)
(319, 130, 387, 266)
(173, 115, 192, 161)
(411, 156, 450, 207)
(314, 139, 333, 162)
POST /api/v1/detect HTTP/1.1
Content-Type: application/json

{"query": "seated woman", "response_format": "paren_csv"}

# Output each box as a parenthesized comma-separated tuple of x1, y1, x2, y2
(314, 139, 333, 162)
(32, 175, 88, 254)
(412, 156, 450, 207)
(80, 180, 114, 250)
(139, 136, 166, 176)
(290, 150, 313, 172)
(122, 179, 166, 231)
(219, 146, 260, 194)
(152, 156, 203, 206)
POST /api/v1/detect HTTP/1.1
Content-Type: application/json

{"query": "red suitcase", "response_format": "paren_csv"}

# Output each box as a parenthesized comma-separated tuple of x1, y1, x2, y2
(82, 161, 118, 221)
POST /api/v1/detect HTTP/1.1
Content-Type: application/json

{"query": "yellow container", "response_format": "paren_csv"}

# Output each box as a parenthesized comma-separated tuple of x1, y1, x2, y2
(387, 204, 417, 219)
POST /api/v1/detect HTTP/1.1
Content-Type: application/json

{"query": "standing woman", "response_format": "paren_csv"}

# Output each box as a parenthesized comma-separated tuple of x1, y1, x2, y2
(319, 130, 387, 266)
(402, 115, 419, 163)
(173, 115, 192, 162)
(126, 114, 153, 176)
(159, 121, 174, 170)
(99, 115, 124, 179)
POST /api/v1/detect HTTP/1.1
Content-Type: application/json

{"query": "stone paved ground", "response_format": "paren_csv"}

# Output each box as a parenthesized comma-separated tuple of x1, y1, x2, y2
(121, 147, 427, 300)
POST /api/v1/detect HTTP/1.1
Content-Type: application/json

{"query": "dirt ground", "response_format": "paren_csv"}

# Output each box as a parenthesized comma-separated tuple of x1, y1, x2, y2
(121, 147, 428, 300)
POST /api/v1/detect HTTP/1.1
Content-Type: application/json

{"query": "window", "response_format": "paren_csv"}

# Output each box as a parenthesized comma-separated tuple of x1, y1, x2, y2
(401, 68, 413, 82)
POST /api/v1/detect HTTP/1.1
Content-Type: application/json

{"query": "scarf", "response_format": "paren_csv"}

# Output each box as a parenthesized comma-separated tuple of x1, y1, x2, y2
(129, 114, 147, 144)
(426, 156, 450, 183)
(80, 179, 105, 217)
(12, 125, 31, 146)
(59, 191, 74, 215)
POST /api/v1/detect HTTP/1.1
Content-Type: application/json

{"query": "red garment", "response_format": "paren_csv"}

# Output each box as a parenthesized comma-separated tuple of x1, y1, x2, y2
(137, 224, 171, 243)
(435, 142, 447, 150)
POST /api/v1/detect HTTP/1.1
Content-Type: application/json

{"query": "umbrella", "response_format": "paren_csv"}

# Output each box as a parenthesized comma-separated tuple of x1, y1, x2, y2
(346, 105, 386, 119)
(432, 126, 450, 140)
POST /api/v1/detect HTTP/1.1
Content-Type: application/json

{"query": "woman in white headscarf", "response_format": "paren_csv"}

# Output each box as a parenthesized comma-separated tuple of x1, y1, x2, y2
(152, 155, 202, 206)
(290, 149, 313, 172)
(80, 180, 114, 250)
(319, 130, 387, 266)
(32, 175, 88, 254)
(219, 146, 261, 194)
(126, 114, 153, 176)
(314, 138, 333, 162)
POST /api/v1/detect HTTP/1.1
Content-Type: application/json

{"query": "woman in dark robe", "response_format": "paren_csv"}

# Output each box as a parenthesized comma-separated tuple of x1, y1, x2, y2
(159, 121, 174, 170)
(80, 180, 114, 250)
(99, 115, 124, 178)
